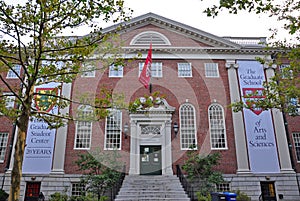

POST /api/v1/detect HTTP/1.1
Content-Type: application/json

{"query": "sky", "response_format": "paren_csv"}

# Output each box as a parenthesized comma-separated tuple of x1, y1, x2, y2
(5, 0, 289, 41)
(122, 0, 286, 40)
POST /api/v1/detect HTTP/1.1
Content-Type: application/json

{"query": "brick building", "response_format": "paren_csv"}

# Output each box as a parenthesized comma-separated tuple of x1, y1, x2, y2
(1, 13, 300, 201)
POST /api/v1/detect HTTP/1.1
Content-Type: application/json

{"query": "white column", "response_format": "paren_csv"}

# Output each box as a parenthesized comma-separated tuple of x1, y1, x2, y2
(226, 60, 250, 173)
(164, 119, 173, 175)
(129, 120, 138, 175)
(51, 83, 72, 174)
(264, 64, 294, 173)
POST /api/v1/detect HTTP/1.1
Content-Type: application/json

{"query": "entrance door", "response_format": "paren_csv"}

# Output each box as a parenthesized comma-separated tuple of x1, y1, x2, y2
(260, 181, 277, 201)
(140, 145, 162, 175)
(24, 182, 41, 201)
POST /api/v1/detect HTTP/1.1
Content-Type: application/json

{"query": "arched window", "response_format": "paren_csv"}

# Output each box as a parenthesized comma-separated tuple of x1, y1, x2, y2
(105, 109, 122, 150)
(179, 103, 197, 150)
(130, 31, 171, 46)
(208, 104, 227, 149)
(74, 105, 93, 149)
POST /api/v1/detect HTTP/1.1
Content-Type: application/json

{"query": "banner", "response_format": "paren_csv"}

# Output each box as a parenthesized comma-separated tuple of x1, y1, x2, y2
(237, 60, 280, 173)
(22, 82, 60, 174)
(139, 44, 152, 89)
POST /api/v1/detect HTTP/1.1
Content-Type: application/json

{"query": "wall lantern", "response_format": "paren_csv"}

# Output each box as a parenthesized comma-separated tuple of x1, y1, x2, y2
(124, 123, 129, 139)
(173, 122, 179, 137)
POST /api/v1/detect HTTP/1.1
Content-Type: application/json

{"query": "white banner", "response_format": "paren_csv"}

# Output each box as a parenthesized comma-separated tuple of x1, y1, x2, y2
(22, 82, 60, 174)
(237, 60, 280, 173)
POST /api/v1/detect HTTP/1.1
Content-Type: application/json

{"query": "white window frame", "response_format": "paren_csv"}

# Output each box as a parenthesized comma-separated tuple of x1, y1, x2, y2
(208, 104, 227, 150)
(279, 64, 292, 79)
(139, 62, 162, 78)
(6, 64, 21, 79)
(71, 183, 85, 196)
(3, 92, 15, 109)
(104, 109, 122, 150)
(293, 132, 300, 162)
(205, 63, 219, 78)
(178, 63, 192, 77)
(179, 103, 197, 150)
(0, 132, 9, 162)
(109, 64, 123, 77)
(81, 63, 96, 77)
(74, 106, 93, 150)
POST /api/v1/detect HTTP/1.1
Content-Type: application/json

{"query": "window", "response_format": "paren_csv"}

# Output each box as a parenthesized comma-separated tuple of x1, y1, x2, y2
(179, 103, 197, 150)
(130, 31, 171, 45)
(178, 63, 192, 77)
(289, 98, 300, 116)
(81, 63, 95, 77)
(205, 63, 219, 77)
(71, 183, 85, 196)
(3, 93, 15, 109)
(279, 64, 292, 79)
(105, 109, 122, 150)
(216, 183, 231, 192)
(209, 104, 227, 149)
(139, 62, 162, 77)
(0, 133, 9, 162)
(74, 106, 93, 149)
(7, 64, 21, 78)
(293, 133, 300, 162)
(109, 64, 123, 77)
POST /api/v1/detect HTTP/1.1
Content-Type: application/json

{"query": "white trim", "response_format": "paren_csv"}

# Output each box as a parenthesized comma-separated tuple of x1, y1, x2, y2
(130, 31, 171, 46)
(208, 103, 228, 150)
(179, 103, 197, 150)
(104, 109, 122, 150)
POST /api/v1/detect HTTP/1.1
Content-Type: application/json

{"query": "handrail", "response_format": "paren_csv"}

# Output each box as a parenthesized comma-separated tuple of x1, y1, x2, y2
(176, 165, 195, 201)
(109, 166, 126, 201)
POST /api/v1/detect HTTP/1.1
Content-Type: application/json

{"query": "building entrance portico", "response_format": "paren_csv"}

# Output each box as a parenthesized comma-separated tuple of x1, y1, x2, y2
(128, 99, 175, 175)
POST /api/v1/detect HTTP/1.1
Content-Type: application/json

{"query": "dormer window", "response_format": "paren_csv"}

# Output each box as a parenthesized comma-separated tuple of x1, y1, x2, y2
(130, 31, 171, 46)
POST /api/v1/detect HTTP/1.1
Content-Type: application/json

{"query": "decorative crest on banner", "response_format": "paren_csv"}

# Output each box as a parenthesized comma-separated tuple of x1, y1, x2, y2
(34, 88, 58, 112)
(243, 88, 265, 115)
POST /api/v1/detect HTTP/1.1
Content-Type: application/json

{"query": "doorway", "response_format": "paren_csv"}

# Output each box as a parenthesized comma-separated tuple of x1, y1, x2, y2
(24, 182, 41, 201)
(140, 145, 162, 175)
(260, 181, 277, 201)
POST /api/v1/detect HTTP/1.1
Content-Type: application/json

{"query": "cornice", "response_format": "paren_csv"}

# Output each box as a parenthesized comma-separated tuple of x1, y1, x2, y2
(122, 46, 277, 55)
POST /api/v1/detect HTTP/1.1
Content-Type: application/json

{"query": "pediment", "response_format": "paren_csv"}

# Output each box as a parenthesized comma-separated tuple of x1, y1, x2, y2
(103, 12, 241, 49)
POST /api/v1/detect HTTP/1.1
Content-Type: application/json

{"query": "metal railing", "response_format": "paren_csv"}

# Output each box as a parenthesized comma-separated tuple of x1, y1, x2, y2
(109, 166, 126, 201)
(176, 165, 195, 201)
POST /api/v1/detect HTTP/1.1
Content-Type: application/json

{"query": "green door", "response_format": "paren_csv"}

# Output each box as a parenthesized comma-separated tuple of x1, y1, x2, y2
(140, 145, 162, 175)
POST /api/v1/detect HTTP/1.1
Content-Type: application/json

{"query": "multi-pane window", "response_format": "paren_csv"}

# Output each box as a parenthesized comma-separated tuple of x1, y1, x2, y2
(3, 93, 15, 109)
(178, 63, 192, 77)
(216, 183, 231, 192)
(289, 98, 300, 116)
(179, 103, 197, 150)
(71, 183, 85, 196)
(74, 106, 93, 149)
(205, 63, 219, 77)
(209, 104, 227, 149)
(81, 63, 96, 77)
(293, 133, 300, 162)
(109, 64, 123, 77)
(7, 64, 21, 78)
(0, 133, 9, 162)
(279, 64, 292, 79)
(139, 62, 162, 77)
(105, 109, 122, 150)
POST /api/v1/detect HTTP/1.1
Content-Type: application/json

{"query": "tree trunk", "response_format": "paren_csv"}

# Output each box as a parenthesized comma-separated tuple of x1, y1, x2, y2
(8, 112, 29, 201)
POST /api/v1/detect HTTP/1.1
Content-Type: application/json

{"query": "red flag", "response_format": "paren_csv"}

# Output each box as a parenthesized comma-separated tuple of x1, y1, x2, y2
(139, 44, 152, 89)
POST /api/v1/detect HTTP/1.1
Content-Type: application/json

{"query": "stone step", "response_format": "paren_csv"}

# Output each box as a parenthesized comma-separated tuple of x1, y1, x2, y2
(114, 175, 190, 201)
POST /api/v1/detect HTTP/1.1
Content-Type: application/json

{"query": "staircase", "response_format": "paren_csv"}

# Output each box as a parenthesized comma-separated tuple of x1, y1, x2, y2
(114, 175, 190, 201)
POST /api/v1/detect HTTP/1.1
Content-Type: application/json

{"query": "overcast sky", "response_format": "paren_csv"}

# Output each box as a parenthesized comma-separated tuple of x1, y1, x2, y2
(5, 0, 288, 41)
(123, 0, 287, 40)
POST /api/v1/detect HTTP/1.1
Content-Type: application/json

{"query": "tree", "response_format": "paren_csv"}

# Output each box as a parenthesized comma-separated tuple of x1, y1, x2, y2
(75, 149, 123, 201)
(0, 0, 131, 200)
(182, 150, 224, 196)
(202, 0, 300, 113)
